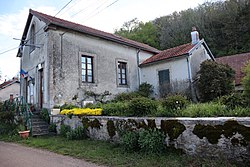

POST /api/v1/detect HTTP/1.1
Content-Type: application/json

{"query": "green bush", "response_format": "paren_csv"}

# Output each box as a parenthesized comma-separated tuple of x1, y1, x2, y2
(102, 102, 129, 116)
(242, 61, 250, 105)
(180, 102, 227, 117)
(0, 111, 17, 135)
(48, 123, 57, 133)
(121, 131, 139, 151)
(60, 103, 78, 110)
(40, 108, 50, 123)
(113, 92, 142, 102)
(59, 124, 71, 137)
(162, 95, 189, 111)
(219, 93, 246, 109)
(138, 129, 166, 154)
(138, 82, 153, 98)
(128, 97, 158, 116)
(0, 101, 3, 112)
(66, 126, 88, 140)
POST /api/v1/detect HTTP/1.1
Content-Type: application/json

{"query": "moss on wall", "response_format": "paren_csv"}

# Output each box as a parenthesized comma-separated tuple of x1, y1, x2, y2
(82, 117, 102, 129)
(147, 119, 156, 129)
(193, 120, 250, 146)
(160, 120, 186, 141)
(107, 120, 116, 138)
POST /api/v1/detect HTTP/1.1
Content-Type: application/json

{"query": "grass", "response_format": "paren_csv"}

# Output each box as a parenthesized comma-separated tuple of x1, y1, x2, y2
(0, 135, 239, 167)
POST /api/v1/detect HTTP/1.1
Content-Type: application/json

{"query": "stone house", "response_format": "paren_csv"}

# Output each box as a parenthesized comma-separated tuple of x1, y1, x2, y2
(0, 78, 20, 102)
(17, 9, 214, 108)
(216, 52, 250, 91)
(17, 9, 159, 109)
(140, 39, 214, 98)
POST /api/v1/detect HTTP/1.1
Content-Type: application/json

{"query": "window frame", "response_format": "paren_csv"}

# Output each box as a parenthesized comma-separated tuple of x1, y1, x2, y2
(30, 23, 36, 53)
(81, 55, 94, 83)
(117, 61, 127, 85)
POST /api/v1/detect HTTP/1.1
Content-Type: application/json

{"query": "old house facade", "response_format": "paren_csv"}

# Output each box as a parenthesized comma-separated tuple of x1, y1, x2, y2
(17, 9, 159, 108)
(140, 39, 214, 98)
(0, 78, 20, 101)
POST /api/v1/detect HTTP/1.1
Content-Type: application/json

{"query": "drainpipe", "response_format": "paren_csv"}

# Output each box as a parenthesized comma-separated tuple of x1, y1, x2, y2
(136, 49, 141, 86)
(59, 33, 65, 78)
(186, 55, 197, 102)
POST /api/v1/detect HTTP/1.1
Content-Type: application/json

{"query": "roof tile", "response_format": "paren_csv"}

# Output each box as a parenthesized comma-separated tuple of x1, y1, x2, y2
(216, 52, 250, 85)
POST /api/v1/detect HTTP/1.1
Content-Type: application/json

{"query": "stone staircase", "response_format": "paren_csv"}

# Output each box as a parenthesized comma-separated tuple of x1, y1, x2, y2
(31, 114, 49, 136)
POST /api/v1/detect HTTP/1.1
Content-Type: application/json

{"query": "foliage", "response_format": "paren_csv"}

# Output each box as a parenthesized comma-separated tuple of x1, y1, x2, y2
(137, 82, 154, 98)
(115, 18, 160, 49)
(40, 108, 50, 123)
(197, 60, 235, 102)
(116, 1, 250, 57)
(242, 61, 250, 105)
(102, 102, 129, 116)
(0, 111, 17, 135)
(128, 97, 158, 116)
(66, 126, 88, 140)
(84, 90, 111, 103)
(0, 101, 3, 112)
(59, 124, 71, 137)
(138, 129, 166, 154)
(121, 131, 140, 151)
(112, 92, 142, 102)
(60, 103, 78, 110)
(219, 93, 246, 109)
(60, 108, 102, 116)
(48, 123, 57, 133)
(162, 94, 189, 111)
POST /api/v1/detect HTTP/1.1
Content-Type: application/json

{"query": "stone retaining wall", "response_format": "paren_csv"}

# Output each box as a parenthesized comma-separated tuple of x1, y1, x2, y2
(51, 115, 250, 161)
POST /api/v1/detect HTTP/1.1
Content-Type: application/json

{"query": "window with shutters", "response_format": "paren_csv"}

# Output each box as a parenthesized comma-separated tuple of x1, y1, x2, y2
(158, 69, 170, 86)
(81, 56, 94, 83)
(117, 62, 127, 85)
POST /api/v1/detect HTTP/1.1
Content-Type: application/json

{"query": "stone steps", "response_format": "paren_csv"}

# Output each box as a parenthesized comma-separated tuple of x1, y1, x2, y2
(31, 114, 49, 136)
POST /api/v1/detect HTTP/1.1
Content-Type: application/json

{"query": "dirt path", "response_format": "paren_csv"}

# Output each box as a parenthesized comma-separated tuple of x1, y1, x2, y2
(0, 141, 106, 167)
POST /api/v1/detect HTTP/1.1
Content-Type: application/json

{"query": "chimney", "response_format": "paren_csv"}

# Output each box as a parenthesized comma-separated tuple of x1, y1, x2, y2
(191, 27, 199, 44)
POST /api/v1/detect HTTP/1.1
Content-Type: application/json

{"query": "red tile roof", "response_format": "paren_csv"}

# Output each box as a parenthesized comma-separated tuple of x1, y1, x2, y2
(0, 79, 19, 90)
(27, 9, 159, 54)
(141, 43, 195, 65)
(216, 52, 250, 85)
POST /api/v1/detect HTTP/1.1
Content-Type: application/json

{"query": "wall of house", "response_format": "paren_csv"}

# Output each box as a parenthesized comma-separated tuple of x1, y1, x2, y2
(47, 28, 154, 107)
(51, 115, 250, 162)
(189, 43, 212, 80)
(0, 83, 20, 101)
(140, 57, 189, 97)
(20, 16, 49, 108)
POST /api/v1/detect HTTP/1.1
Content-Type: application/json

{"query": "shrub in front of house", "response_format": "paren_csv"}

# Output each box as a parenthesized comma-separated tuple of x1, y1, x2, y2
(128, 97, 158, 116)
(59, 124, 71, 137)
(66, 126, 88, 140)
(219, 93, 246, 109)
(137, 82, 154, 98)
(102, 102, 129, 116)
(121, 131, 140, 152)
(40, 108, 50, 123)
(162, 94, 189, 111)
(0, 110, 17, 135)
(138, 129, 166, 154)
(112, 92, 142, 102)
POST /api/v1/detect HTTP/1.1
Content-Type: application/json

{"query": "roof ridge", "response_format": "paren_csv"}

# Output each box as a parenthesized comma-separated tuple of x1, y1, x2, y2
(29, 9, 160, 53)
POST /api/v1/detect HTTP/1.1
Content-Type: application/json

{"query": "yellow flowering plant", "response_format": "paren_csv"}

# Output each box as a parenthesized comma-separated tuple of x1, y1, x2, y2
(60, 108, 102, 116)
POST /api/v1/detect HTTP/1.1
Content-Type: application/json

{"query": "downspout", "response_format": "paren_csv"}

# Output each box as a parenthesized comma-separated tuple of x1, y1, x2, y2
(186, 55, 197, 102)
(59, 32, 66, 78)
(136, 49, 141, 86)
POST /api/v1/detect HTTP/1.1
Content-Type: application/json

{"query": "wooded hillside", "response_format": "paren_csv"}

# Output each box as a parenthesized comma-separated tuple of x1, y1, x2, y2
(115, 0, 250, 57)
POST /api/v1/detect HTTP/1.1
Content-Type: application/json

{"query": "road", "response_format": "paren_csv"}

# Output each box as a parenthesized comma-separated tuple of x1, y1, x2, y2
(0, 141, 105, 167)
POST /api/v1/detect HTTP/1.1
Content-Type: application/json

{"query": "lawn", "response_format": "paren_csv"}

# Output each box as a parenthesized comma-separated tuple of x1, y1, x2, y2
(0, 135, 238, 167)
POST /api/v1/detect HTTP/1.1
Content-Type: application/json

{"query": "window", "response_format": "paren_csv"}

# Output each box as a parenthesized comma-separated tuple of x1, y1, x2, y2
(30, 24, 35, 52)
(81, 56, 93, 83)
(117, 62, 127, 85)
(158, 69, 170, 86)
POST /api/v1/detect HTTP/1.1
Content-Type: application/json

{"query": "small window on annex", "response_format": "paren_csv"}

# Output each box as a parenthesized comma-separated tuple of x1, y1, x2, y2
(81, 55, 94, 83)
(117, 62, 127, 85)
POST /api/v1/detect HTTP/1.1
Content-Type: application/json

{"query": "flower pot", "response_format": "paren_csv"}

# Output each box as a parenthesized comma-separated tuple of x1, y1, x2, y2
(51, 108, 60, 115)
(18, 130, 30, 139)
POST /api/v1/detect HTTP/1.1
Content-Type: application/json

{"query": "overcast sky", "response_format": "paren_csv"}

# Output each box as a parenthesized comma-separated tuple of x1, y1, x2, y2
(0, 0, 218, 83)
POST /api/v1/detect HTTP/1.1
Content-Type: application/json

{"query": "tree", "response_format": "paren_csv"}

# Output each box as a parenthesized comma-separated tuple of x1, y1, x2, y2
(197, 60, 235, 102)
(242, 61, 250, 104)
(115, 18, 160, 49)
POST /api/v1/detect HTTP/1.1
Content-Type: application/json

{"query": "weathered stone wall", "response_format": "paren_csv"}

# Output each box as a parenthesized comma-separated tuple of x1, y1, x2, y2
(51, 115, 250, 161)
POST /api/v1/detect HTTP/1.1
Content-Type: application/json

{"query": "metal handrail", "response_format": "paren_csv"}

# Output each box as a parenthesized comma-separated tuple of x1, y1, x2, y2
(3, 96, 33, 134)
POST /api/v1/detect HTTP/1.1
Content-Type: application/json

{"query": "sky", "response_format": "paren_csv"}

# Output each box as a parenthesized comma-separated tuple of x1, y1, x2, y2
(0, 0, 218, 83)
